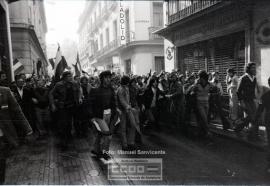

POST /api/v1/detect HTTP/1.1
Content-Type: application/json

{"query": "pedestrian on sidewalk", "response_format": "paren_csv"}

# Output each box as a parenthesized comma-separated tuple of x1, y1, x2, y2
(254, 76, 270, 173)
(226, 68, 239, 121)
(236, 62, 259, 139)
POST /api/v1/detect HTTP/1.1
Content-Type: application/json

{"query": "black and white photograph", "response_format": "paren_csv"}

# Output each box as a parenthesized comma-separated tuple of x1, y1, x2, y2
(1, 0, 270, 185)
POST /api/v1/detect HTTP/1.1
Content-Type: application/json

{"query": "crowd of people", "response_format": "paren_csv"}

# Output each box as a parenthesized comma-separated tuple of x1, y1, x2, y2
(0, 62, 270, 165)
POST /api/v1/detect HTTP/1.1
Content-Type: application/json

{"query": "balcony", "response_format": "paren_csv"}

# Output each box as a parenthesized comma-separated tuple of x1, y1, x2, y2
(168, 0, 221, 25)
(94, 39, 120, 59)
(148, 27, 163, 40)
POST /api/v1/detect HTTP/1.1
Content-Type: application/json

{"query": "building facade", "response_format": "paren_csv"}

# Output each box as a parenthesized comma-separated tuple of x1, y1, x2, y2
(0, 0, 15, 81)
(157, 0, 270, 87)
(8, 0, 48, 76)
(78, 1, 164, 75)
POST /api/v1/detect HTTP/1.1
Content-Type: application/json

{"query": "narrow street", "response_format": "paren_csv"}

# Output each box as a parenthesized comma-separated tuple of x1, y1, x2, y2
(4, 127, 270, 185)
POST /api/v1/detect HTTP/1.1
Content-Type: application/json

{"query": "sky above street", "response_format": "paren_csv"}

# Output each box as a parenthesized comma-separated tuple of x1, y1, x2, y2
(45, 0, 85, 59)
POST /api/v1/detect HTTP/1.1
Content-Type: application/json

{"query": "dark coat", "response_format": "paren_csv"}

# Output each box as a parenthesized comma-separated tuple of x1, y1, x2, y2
(237, 74, 257, 101)
(89, 85, 116, 119)
(49, 80, 81, 109)
(143, 87, 164, 109)
(12, 86, 33, 110)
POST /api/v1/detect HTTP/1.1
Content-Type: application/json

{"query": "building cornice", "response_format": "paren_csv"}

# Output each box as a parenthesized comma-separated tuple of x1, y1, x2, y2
(10, 23, 48, 66)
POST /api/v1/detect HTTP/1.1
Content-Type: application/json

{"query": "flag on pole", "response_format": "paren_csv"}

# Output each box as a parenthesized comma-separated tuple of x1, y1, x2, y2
(54, 44, 62, 74)
(49, 58, 55, 69)
(54, 45, 68, 82)
(13, 58, 24, 75)
(76, 52, 82, 73)
(73, 52, 82, 77)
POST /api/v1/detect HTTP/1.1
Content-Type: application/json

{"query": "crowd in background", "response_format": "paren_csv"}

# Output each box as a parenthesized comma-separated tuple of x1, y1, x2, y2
(0, 62, 270, 163)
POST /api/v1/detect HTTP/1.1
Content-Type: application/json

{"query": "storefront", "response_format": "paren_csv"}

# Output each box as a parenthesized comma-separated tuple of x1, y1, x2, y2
(178, 31, 245, 92)
(158, 1, 270, 86)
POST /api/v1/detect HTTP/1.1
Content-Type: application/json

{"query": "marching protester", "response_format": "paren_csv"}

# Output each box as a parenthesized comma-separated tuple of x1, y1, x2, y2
(89, 71, 117, 160)
(143, 77, 164, 130)
(117, 75, 137, 150)
(49, 71, 81, 150)
(74, 76, 91, 138)
(12, 74, 36, 135)
(209, 72, 230, 130)
(189, 70, 212, 138)
(166, 71, 184, 130)
(32, 79, 50, 137)
(235, 62, 259, 140)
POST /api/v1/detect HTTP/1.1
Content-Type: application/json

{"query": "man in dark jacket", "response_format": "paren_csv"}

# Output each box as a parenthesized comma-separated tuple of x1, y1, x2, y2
(235, 62, 258, 139)
(12, 74, 35, 134)
(89, 71, 117, 160)
(49, 71, 81, 149)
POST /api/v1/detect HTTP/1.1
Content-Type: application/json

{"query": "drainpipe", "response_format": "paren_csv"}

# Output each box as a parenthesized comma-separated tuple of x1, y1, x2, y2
(5, 0, 14, 81)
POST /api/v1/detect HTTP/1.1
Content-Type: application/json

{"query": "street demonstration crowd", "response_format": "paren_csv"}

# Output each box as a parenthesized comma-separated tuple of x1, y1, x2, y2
(0, 62, 270, 164)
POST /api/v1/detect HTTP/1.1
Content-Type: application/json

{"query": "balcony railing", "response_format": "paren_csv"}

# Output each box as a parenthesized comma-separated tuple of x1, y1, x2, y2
(94, 39, 120, 59)
(168, 0, 221, 25)
(148, 27, 163, 40)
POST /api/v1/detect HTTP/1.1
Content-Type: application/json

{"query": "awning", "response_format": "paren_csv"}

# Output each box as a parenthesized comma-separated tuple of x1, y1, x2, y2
(153, 26, 172, 38)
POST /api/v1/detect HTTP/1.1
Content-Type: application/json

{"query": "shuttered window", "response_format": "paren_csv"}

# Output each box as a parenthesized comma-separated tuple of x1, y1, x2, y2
(178, 31, 245, 95)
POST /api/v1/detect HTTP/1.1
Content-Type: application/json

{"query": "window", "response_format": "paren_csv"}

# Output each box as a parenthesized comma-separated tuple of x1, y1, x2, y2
(106, 28, 110, 45)
(153, 2, 163, 27)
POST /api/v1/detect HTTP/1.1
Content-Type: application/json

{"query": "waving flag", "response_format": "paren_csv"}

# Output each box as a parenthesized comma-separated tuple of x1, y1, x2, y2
(49, 58, 55, 69)
(13, 58, 24, 75)
(73, 52, 82, 77)
(54, 45, 68, 82)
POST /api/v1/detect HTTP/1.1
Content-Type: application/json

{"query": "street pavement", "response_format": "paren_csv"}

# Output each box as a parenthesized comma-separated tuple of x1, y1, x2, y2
(3, 124, 270, 185)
